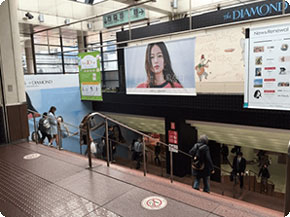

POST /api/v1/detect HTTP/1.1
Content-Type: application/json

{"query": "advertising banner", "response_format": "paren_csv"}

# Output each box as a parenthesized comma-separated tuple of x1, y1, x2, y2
(125, 38, 196, 95)
(25, 74, 93, 153)
(78, 51, 102, 101)
(244, 23, 290, 110)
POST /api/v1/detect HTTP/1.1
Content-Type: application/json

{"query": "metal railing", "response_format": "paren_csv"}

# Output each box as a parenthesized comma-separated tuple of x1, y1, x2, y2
(82, 112, 192, 181)
(81, 111, 241, 195)
(28, 109, 287, 208)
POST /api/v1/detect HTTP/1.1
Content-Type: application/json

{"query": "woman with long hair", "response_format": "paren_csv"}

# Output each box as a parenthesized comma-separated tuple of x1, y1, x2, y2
(47, 106, 58, 147)
(137, 42, 183, 88)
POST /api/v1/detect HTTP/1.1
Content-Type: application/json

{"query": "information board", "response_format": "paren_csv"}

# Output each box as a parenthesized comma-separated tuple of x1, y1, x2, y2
(244, 23, 290, 110)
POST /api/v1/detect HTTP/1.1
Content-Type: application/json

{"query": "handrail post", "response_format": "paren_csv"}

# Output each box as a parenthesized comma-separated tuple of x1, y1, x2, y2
(105, 118, 110, 167)
(57, 122, 62, 150)
(87, 119, 92, 168)
(32, 113, 38, 144)
(248, 171, 250, 191)
(222, 172, 224, 195)
(143, 137, 147, 176)
(254, 174, 256, 192)
(110, 140, 113, 163)
(284, 141, 290, 216)
(170, 148, 173, 183)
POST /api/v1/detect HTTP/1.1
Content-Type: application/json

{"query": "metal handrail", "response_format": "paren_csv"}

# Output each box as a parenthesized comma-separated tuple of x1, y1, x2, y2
(83, 112, 193, 181)
(83, 112, 241, 188)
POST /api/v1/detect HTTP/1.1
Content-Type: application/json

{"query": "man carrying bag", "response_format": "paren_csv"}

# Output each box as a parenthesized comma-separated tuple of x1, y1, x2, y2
(189, 135, 214, 193)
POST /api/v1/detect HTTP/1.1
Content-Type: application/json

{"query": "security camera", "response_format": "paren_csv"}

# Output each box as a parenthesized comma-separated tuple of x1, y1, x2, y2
(25, 12, 34, 20)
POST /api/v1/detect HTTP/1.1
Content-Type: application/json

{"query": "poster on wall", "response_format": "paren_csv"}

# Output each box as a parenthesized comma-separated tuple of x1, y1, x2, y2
(125, 38, 196, 95)
(25, 74, 93, 153)
(78, 51, 102, 101)
(244, 23, 290, 110)
(194, 26, 245, 83)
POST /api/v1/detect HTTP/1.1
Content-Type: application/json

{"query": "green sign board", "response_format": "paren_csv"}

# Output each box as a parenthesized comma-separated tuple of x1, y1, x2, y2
(103, 7, 146, 28)
(78, 51, 103, 101)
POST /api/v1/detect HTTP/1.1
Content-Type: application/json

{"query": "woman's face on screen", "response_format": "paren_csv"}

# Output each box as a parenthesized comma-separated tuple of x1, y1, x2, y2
(150, 45, 164, 74)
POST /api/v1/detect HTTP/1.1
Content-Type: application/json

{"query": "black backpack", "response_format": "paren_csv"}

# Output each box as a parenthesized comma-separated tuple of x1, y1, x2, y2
(190, 143, 207, 170)
(38, 118, 50, 132)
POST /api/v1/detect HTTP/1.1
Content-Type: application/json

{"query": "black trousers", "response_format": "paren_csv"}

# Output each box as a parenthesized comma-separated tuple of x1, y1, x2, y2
(40, 131, 51, 144)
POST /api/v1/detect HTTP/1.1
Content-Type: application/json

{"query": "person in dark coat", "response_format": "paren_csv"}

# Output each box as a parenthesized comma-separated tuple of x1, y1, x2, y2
(258, 163, 270, 193)
(189, 135, 214, 193)
(232, 152, 246, 189)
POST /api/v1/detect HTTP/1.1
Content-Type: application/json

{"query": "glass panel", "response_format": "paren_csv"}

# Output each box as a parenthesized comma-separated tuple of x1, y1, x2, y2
(62, 37, 78, 47)
(103, 61, 118, 71)
(103, 81, 119, 89)
(35, 54, 62, 64)
(103, 51, 117, 61)
(36, 65, 63, 73)
(48, 35, 60, 46)
(34, 34, 48, 45)
(103, 40, 116, 52)
(35, 45, 49, 54)
(64, 55, 79, 64)
(105, 70, 118, 80)
(49, 46, 61, 54)
(64, 64, 79, 73)
(63, 46, 78, 55)
(87, 33, 100, 45)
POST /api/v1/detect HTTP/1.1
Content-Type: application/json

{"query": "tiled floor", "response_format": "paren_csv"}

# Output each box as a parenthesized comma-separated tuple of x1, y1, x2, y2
(0, 142, 284, 217)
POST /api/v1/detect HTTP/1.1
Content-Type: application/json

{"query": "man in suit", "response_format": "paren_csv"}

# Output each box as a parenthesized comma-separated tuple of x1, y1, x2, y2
(232, 152, 246, 189)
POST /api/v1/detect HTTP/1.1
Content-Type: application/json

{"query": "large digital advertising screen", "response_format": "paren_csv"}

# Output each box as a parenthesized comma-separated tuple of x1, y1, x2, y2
(244, 23, 290, 110)
(125, 38, 196, 95)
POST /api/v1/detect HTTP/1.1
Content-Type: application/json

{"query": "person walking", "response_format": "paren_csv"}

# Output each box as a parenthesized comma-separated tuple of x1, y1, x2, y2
(47, 106, 58, 147)
(259, 163, 270, 193)
(134, 137, 143, 169)
(189, 135, 214, 193)
(38, 112, 51, 144)
(232, 152, 246, 189)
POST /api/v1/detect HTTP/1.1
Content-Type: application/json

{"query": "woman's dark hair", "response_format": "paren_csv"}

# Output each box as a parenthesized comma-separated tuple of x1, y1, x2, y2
(113, 125, 125, 143)
(57, 116, 63, 122)
(145, 42, 182, 87)
(49, 106, 56, 114)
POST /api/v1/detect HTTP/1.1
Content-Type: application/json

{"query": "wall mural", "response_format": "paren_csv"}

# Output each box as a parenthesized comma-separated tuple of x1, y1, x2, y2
(195, 26, 245, 83)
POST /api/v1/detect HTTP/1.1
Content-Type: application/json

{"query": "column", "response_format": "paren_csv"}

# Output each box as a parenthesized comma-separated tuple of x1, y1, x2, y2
(0, 0, 29, 142)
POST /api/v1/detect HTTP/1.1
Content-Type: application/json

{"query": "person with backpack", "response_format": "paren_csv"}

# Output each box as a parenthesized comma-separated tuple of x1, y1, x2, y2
(38, 112, 51, 144)
(189, 135, 214, 193)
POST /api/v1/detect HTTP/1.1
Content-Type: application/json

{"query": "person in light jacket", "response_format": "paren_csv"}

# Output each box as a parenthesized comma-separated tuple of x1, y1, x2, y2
(47, 106, 58, 147)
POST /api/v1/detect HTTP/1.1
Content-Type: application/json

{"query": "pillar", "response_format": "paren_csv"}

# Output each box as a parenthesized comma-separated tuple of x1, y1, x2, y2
(0, 0, 29, 143)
